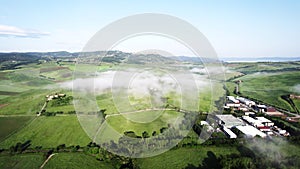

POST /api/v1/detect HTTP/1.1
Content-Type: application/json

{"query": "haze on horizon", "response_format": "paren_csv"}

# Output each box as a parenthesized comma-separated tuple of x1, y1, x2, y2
(0, 0, 299, 58)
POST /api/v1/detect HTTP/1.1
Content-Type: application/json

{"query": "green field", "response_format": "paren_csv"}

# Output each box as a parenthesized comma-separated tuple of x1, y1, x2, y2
(1, 55, 300, 168)
(293, 99, 300, 112)
(44, 153, 113, 169)
(227, 71, 300, 112)
(225, 62, 300, 74)
(0, 116, 34, 141)
(106, 110, 182, 137)
(137, 146, 239, 169)
(0, 154, 44, 169)
(199, 82, 225, 113)
(0, 116, 91, 148)
(0, 89, 48, 115)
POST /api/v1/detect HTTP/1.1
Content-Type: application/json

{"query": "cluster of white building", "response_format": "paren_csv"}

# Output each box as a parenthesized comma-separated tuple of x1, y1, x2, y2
(214, 114, 268, 139)
(210, 113, 290, 139)
(45, 93, 66, 101)
(225, 96, 255, 112)
(199, 95, 291, 139)
(212, 114, 268, 138)
(225, 96, 285, 117)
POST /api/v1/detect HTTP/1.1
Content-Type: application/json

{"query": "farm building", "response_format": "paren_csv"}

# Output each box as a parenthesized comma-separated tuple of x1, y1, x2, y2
(238, 106, 249, 112)
(200, 121, 214, 132)
(46, 93, 66, 101)
(235, 125, 267, 138)
(226, 96, 239, 103)
(256, 104, 267, 112)
(265, 107, 285, 116)
(245, 112, 255, 116)
(222, 127, 237, 138)
(200, 121, 209, 126)
(267, 107, 277, 112)
(256, 117, 274, 127)
(257, 126, 271, 132)
(225, 103, 240, 108)
(242, 116, 264, 128)
(215, 114, 245, 128)
(236, 97, 256, 106)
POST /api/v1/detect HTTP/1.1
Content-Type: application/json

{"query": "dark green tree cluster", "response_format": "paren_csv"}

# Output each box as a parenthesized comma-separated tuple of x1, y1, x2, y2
(49, 96, 73, 107)
(9, 140, 31, 154)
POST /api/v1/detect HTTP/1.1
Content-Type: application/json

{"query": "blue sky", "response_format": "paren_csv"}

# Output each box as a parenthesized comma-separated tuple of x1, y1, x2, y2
(0, 0, 299, 57)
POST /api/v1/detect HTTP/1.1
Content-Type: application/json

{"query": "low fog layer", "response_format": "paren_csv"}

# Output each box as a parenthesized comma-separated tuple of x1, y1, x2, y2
(59, 69, 211, 112)
(60, 69, 210, 95)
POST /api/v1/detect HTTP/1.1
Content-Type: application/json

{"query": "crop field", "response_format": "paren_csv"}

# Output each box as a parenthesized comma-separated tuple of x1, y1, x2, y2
(95, 81, 225, 116)
(293, 99, 300, 112)
(0, 116, 91, 148)
(0, 154, 44, 169)
(0, 64, 55, 105)
(225, 62, 300, 74)
(198, 82, 225, 112)
(105, 110, 182, 137)
(235, 71, 300, 112)
(136, 146, 240, 169)
(43, 153, 113, 169)
(0, 116, 34, 141)
(224, 70, 243, 80)
(0, 89, 48, 115)
(0, 76, 34, 99)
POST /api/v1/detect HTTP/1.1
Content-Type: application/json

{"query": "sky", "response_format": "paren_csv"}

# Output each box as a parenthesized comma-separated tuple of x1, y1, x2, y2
(0, 0, 299, 57)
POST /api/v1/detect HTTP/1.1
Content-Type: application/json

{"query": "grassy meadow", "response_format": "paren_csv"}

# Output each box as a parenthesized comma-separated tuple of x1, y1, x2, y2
(136, 146, 240, 169)
(105, 110, 182, 137)
(0, 154, 44, 169)
(0, 116, 34, 141)
(235, 71, 300, 112)
(0, 116, 91, 148)
(44, 153, 113, 169)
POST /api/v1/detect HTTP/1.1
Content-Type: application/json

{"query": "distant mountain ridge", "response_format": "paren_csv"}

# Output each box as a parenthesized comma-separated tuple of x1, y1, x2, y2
(221, 57, 300, 62)
(0, 51, 299, 65)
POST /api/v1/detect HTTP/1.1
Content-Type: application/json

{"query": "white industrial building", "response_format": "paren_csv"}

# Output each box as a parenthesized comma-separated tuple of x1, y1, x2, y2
(227, 96, 239, 103)
(245, 112, 255, 116)
(256, 117, 274, 127)
(215, 115, 245, 128)
(225, 103, 240, 108)
(200, 121, 214, 132)
(222, 127, 237, 138)
(242, 116, 264, 128)
(236, 97, 256, 106)
(257, 105, 267, 112)
(235, 125, 267, 138)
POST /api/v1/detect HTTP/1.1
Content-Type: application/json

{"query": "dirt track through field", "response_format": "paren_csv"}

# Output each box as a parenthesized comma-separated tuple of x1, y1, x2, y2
(40, 153, 56, 169)
(105, 108, 175, 118)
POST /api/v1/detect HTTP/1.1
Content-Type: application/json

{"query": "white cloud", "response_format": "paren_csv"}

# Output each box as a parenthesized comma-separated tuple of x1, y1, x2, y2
(0, 24, 49, 38)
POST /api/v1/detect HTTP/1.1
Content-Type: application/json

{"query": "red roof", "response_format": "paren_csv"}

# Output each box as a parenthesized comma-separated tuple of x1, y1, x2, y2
(267, 107, 277, 112)
(258, 126, 270, 129)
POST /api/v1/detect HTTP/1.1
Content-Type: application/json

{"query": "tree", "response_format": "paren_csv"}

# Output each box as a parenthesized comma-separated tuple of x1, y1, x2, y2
(124, 131, 137, 138)
(142, 131, 149, 138)
(200, 151, 221, 169)
(152, 131, 157, 136)
(56, 144, 66, 152)
(160, 127, 168, 134)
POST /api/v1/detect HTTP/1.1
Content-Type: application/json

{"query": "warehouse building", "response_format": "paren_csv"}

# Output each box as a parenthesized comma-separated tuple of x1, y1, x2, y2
(235, 125, 267, 138)
(215, 114, 245, 128)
